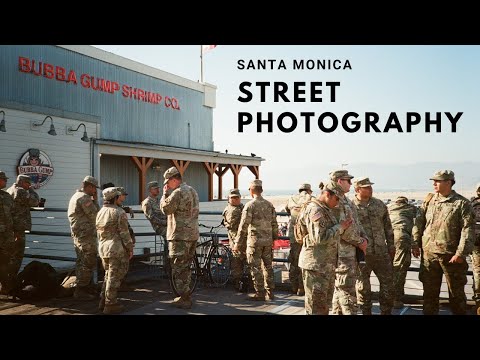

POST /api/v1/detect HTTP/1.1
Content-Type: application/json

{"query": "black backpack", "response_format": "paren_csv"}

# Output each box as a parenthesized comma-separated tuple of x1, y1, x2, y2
(11, 261, 61, 300)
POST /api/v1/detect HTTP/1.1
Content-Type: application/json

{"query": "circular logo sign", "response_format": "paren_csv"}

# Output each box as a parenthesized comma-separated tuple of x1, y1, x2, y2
(17, 148, 54, 189)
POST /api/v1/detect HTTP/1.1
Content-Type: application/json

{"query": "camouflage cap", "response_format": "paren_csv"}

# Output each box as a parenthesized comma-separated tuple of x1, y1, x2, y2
(228, 188, 241, 198)
(102, 187, 120, 201)
(299, 183, 312, 191)
(324, 180, 344, 197)
(83, 175, 99, 188)
(249, 179, 262, 189)
(329, 169, 354, 181)
(163, 166, 180, 185)
(430, 170, 455, 181)
(116, 187, 128, 195)
(353, 177, 375, 188)
(0, 171, 9, 180)
(396, 196, 408, 203)
(17, 174, 32, 183)
(147, 181, 160, 190)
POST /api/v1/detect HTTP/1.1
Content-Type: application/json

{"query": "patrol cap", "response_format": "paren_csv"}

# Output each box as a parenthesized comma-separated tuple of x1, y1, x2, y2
(395, 196, 408, 203)
(102, 187, 120, 201)
(116, 187, 128, 195)
(430, 170, 455, 181)
(249, 179, 262, 189)
(17, 174, 32, 183)
(147, 181, 160, 190)
(324, 180, 344, 197)
(329, 169, 354, 181)
(163, 167, 180, 185)
(228, 188, 241, 198)
(83, 175, 99, 188)
(299, 183, 312, 191)
(0, 171, 9, 180)
(353, 177, 375, 188)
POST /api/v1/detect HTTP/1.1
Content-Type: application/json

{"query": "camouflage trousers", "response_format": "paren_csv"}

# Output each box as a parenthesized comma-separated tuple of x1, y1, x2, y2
(11, 231, 26, 276)
(101, 254, 129, 305)
(169, 240, 197, 296)
(472, 246, 480, 303)
(302, 265, 336, 315)
(246, 245, 274, 295)
(0, 231, 15, 291)
(231, 251, 247, 285)
(288, 242, 303, 292)
(393, 240, 411, 300)
(419, 251, 468, 315)
(357, 252, 394, 313)
(73, 236, 98, 287)
(332, 256, 358, 315)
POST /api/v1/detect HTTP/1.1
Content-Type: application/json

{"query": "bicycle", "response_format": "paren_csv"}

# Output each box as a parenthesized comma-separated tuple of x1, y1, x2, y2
(168, 223, 232, 297)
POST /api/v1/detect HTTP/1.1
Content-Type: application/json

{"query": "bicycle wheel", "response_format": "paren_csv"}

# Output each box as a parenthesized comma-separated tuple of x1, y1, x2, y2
(207, 244, 232, 286)
(169, 256, 199, 297)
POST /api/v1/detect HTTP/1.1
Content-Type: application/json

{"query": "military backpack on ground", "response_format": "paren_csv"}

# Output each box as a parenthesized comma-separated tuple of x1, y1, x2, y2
(10, 261, 61, 300)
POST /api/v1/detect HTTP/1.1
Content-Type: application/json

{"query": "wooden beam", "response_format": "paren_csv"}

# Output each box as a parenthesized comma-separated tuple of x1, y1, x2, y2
(215, 165, 230, 200)
(247, 165, 260, 179)
(171, 159, 191, 177)
(131, 156, 154, 203)
(202, 162, 218, 202)
(230, 164, 243, 190)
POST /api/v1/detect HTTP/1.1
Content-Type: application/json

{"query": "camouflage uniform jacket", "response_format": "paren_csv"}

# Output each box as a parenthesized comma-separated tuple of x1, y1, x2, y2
(285, 191, 313, 243)
(6, 183, 39, 231)
(67, 189, 100, 238)
(331, 195, 366, 258)
(160, 182, 199, 242)
(222, 203, 245, 244)
(141, 196, 167, 233)
(0, 190, 20, 241)
(470, 196, 480, 246)
(412, 191, 474, 258)
(352, 196, 394, 255)
(235, 195, 278, 248)
(387, 202, 417, 243)
(96, 204, 133, 258)
(298, 198, 341, 271)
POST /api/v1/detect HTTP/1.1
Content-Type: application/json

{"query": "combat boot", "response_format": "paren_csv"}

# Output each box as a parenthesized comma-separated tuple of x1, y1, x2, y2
(362, 308, 372, 315)
(173, 294, 192, 309)
(98, 297, 105, 312)
(266, 289, 275, 301)
(103, 303, 125, 314)
(248, 292, 266, 301)
(297, 288, 305, 296)
(74, 286, 95, 300)
(394, 300, 404, 309)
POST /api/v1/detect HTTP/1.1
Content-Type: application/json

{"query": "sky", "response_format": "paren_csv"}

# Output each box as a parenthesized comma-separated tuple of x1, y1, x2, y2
(92, 45, 480, 193)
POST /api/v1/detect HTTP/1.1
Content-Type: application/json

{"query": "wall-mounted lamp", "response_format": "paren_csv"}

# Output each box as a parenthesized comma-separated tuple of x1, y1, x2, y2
(67, 123, 89, 142)
(0, 111, 5, 132)
(32, 115, 57, 136)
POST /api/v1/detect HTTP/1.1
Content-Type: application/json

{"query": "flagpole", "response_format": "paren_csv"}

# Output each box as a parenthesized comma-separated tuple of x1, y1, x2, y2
(200, 45, 204, 83)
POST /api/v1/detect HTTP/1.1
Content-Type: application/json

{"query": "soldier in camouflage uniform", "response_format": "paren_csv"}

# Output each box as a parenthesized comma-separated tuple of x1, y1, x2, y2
(352, 177, 395, 315)
(470, 183, 480, 315)
(6, 175, 39, 276)
(285, 183, 313, 296)
(161, 167, 199, 310)
(96, 187, 134, 314)
(0, 171, 19, 294)
(222, 188, 247, 290)
(329, 170, 368, 315)
(233, 179, 278, 301)
(387, 196, 417, 308)
(142, 181, 167, 239)
(67, 175, 100, 300)
(298, 181, 353, 315)
(412, 170, 475, 315)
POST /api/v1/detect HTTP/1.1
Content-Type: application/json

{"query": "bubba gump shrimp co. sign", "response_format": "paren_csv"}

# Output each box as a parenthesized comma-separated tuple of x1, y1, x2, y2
(17, 148, 54, 189)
